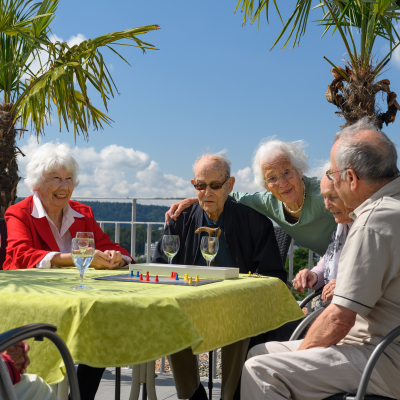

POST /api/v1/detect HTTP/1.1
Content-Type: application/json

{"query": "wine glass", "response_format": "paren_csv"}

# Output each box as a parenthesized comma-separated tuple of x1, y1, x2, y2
(70, 238, 95, 290)
(76, 232, 94, 253)
(200, 236, 219, 267)
(162, 235, 180, 264)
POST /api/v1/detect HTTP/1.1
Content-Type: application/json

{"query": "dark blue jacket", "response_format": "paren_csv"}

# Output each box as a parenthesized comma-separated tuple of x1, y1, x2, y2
(153, 198, 287, 282)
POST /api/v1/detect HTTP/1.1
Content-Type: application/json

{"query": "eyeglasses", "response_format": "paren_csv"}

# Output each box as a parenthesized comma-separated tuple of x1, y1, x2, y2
(264, 169, 295, 186)
(326, 169, 348, 181)
(193, 176, 230, 191)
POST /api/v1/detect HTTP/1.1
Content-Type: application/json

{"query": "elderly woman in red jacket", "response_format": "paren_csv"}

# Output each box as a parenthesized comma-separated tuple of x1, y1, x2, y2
(3, 141, 134, 400)
(4, 142, 132, 270)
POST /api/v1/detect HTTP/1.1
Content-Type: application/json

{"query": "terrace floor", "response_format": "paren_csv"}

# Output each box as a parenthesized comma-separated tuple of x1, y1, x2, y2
(95, 367, 222, 400)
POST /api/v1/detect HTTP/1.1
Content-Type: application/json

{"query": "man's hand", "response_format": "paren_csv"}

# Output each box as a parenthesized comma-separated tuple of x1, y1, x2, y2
(293, 270, 317, 293)
(321, 279, 336, 302)
(165, 198, 198, 223)
(1, 341, 30, 373)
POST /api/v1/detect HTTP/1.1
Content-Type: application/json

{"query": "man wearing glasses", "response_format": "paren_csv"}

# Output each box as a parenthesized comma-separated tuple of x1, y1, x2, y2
(153, 153, 287, 400)
(242, 118, 400, 400)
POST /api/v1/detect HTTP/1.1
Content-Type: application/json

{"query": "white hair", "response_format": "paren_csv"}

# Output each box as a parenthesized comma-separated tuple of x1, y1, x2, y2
(252, 137, 309, 187)
(193, 151, 231, 176)
(25, 142, 80, 192)
(312, 161, 331, 180)
(334, 117, 399, 184)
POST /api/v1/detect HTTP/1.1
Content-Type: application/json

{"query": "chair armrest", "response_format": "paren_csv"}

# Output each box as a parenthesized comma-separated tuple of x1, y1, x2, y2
(289, 307, 325, 341)
(0, 324, 81, 400)
(355, 325, 400, 400)
(298, 286, 324, 309)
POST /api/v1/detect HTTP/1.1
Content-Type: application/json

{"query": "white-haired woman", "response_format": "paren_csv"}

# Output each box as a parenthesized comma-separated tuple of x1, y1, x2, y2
(3, 142, 133, 400)
(166, 139, 336, 256)
(4, 142, 133, 270)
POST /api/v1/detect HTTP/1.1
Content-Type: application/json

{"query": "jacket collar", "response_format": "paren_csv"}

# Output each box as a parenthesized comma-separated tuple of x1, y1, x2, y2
(31, 193, 85, 251)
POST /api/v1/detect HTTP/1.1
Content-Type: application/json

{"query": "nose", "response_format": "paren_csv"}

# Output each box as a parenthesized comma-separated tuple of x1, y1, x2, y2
(278, 176, 288, 188)
(325, 199, 333, 209)
(59, 179, 69, 188)
(204, 185, 214, 196)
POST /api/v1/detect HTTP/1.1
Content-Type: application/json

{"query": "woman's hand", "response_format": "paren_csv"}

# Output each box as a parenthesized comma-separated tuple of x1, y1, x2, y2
(104, 250, 127, 268)
(292, 270, 317, 293)
(321, 279, 336, 302)
(165, 197, 199, 223)
(90, 250, 123, 270)
(1, 341, 30, 373)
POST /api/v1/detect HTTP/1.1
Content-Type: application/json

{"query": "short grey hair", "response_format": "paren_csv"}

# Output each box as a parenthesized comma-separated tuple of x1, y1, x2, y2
(193, 152, 231, 176)
(25, 142, 80, 192)
(334, 117, 399, 184)
(252, 137, 309, 187)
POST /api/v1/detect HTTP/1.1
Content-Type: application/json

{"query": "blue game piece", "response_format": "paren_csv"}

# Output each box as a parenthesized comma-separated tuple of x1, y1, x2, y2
(130, 270, 133, 277)
(136, 271, 140, 278)
(175, 274, 179, 281)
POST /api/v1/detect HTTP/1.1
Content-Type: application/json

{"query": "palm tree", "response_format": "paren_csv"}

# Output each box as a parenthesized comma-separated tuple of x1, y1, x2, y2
(0, 0, 158, 217)
(235, 0, 400, 129)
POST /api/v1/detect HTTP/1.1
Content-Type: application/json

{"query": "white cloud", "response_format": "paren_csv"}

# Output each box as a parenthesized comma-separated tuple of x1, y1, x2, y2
(392, 24, 400, 68)
(232, 166, 263, 193)
(16, 138, 194, 201)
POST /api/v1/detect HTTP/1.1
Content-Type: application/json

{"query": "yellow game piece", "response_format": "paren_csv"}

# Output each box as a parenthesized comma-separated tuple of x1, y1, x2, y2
(195, 274, 199, 282)
(184, 274, 188, 281)
(189, 277, 193, 285)
(248, 271, 251, 277)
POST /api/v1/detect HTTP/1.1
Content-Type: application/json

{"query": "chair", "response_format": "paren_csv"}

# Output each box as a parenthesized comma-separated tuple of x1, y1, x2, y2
(274, 226, 292, 266)
(0, 323, 81, 400)
(289, 298, 398, 400)
(0, 218, 7, 270)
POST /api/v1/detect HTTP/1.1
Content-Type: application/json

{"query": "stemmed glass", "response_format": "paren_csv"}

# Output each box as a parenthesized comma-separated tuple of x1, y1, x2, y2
(162, 235, 180, 264)
(70, 238, 95, 290)
(75, 232, 94, 254)
(200, 237, 219, 267)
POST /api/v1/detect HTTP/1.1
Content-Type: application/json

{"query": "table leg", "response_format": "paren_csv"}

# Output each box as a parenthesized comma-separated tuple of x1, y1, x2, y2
(208, 351, 213, 399)
(115, 367, 121, 400)
(142, 383, 147, 400)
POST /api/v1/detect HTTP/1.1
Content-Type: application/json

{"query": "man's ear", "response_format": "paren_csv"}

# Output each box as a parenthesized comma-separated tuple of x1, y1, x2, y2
(346, 169, 359, 191)
(227, 177, 235, 194)
(191, 179, 195, 186)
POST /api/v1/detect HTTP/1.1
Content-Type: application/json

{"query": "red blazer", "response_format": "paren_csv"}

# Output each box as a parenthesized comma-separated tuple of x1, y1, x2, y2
(3, 196, 134, 270)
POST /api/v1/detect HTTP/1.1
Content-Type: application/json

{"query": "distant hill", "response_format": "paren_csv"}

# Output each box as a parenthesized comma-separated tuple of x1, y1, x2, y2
(16, 198, 168, 223)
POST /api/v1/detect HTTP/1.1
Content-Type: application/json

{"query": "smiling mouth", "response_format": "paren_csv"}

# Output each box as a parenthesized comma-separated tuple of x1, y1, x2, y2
(281, 188, 293, 195)
(54, 194, 67, 199)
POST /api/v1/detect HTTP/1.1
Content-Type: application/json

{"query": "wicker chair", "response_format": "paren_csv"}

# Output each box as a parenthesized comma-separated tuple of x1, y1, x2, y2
(274, 226, 292, 266)
(0, 218, 7, 270)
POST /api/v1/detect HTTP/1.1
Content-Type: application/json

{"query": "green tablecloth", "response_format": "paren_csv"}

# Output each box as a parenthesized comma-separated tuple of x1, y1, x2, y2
(0, 269, 303, 384)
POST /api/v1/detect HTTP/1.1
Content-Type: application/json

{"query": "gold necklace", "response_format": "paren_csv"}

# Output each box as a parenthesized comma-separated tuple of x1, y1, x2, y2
(283, 180, 306, 214)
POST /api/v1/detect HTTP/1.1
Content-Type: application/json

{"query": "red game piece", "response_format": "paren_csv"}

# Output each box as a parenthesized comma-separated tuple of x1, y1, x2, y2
(145, 274, 150, 282)
(139, 274, 143, 281)
(170, 271, 174, 278)
(155, 275, 159, 283)
(146, 271, 150, 278)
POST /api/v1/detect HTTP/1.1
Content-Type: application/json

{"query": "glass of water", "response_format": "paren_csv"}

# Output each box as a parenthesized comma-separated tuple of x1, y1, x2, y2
(200, 237, 219, 267)
(162, 235, 180, 264)
(71, 238, 95, 290)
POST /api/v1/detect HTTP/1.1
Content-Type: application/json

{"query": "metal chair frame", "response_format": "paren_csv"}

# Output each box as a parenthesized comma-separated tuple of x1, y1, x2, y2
(0, 323, 81, 400)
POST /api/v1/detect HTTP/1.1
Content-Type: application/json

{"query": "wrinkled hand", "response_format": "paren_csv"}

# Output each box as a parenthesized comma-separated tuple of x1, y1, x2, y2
(90, 250, 123, 270)
(321, 279, 336, 302)
(165, 198, 198, 224)
(1, 341, 30, 373)
(292, 269, 317, 293)
(104, 250, 127, 268)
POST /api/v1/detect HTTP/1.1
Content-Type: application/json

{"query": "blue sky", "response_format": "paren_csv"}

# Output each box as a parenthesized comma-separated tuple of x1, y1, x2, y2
(16, 1, 400, 203)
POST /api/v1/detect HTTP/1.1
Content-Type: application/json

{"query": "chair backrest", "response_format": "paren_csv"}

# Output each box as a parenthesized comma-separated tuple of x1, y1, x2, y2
(274, 226, 292, 266)
(0, 219, 7, 270)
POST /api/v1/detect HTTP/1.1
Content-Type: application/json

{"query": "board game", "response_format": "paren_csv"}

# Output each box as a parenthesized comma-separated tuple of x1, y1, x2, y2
(128, 263, 239, 280)
(94, 270, 221, 286)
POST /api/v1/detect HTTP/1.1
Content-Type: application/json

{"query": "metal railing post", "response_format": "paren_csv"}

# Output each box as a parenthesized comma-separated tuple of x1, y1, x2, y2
(131, 199, 137, 259)
(147, 224, 152, 263)
(100, 222, 105, 231)
(288, 239, 294, 292)
(160, 357, 165, 373)
(115, 223, 121, 244)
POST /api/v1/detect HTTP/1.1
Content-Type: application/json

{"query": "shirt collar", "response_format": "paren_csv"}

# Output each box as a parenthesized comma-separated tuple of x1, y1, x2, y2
(203, 210, 224, 227)
(349, 175, 400, 220)
(32, 192, 84, 220)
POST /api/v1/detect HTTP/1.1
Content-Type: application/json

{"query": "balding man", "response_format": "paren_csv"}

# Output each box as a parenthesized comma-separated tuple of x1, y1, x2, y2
(153, 153, 287, 400)
(242, 118, 400, 400)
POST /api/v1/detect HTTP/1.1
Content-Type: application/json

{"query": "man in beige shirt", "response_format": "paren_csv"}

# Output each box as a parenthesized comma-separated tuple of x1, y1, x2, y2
(241, 117, 400, 400)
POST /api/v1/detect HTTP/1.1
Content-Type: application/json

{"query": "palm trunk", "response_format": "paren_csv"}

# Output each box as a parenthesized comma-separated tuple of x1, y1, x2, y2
(0, 103, 23, 218)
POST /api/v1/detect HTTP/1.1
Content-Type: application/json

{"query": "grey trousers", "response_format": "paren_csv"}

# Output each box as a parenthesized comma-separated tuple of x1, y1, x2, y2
(241, 340, 394, 400)
(168, 338, 250, 400)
